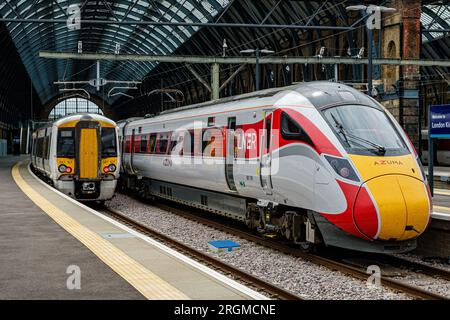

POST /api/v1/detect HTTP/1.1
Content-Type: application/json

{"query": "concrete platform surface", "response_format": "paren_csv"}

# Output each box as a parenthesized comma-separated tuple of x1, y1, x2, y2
(0, 156, 143, 299)
(0, 156, 264, 300)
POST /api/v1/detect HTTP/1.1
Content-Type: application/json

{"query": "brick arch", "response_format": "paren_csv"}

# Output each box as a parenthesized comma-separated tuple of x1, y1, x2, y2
(39, 93, 118, 121)
(384, 40, 400, 92)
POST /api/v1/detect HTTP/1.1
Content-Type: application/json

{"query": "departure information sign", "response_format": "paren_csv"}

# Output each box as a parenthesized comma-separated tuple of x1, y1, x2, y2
(429, 104, 450, 138)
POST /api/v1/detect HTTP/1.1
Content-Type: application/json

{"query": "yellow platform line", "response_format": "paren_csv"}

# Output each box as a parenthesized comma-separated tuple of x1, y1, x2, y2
(433, 205, 450, 213)
(11, 162, 189, 300)
(434, 188, 450, 196)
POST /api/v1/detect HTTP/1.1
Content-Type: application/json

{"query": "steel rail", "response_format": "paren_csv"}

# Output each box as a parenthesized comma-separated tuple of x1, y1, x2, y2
(131, 198, 448, 300)
(102, 206, 302, 300)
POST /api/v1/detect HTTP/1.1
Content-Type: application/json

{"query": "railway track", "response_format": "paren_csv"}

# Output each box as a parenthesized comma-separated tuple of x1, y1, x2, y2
(101, 206, 302, 301)
(115, 195, 448, 300)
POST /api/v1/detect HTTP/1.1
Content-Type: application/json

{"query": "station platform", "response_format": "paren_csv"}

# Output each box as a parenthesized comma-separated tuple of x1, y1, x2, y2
(0, 156, 264, 300)
(425, 166, 450, 180)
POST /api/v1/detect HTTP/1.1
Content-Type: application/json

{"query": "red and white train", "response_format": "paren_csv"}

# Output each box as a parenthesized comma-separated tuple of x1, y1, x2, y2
(119, 81, 432, 253)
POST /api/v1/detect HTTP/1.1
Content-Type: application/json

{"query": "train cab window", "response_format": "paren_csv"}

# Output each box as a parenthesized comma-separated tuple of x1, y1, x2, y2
(281, 112, 314, 146)
(101, 128, 117, 157)
(57, 129, 75, 158)
(322, 104, 408, 156)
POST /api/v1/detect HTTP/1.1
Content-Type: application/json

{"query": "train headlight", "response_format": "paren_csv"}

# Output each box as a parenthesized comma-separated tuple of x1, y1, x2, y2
(103, 164, 116, 173)
(58, 164, 72, 174)
(324, 155, 359, 182)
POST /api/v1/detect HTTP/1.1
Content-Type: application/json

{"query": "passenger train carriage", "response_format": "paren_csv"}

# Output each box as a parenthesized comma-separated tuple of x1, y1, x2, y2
(120, 82, 432, 253)
(31, 113, 120, 202)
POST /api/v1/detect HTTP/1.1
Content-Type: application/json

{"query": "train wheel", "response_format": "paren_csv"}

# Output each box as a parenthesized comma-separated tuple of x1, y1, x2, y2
(299, 242, 314, 252)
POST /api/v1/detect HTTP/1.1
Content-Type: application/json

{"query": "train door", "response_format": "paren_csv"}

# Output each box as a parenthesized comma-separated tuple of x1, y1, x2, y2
(76, 122, 100, 179)
(225, 117, 237, 191)
(260, 111, 273, 195)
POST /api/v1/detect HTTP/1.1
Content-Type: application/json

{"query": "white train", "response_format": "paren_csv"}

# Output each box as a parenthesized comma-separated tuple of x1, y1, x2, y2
(31, 113, 120, 202)
(119, 82, 431, 253)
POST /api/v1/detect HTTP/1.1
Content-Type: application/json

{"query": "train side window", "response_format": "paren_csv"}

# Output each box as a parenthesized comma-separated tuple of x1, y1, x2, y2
(170, 133, 183, 155)
(149, 133, 157, 154)
(57, 128, 75, 158)
(140, 134, 148, 153)
(156, 132, 170, 154)
(133, 134, 141, 153)
(43, 135, 48, 160)
(36, 137, 42, 158)
(44, 133, 51, 160)
(280, 112, 314, 146)
(125, 136, 131, 153)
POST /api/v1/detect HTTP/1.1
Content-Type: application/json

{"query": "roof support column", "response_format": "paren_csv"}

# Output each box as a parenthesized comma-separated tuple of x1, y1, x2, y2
(400, 0, 422, 149)
(211, 63, 220, 100)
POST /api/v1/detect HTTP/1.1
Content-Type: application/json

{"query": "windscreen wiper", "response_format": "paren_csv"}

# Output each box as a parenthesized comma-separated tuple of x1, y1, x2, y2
(330, 113, 386, 156)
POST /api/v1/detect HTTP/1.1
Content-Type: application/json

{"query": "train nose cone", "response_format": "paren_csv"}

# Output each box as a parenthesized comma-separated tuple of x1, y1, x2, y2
(353, 175, 430, 241)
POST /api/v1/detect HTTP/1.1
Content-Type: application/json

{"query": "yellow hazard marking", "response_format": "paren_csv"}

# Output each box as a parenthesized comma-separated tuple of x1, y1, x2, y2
(433, 205, 450, 213)
(12, 162, 189, 300)
(434, 188, 450, 196)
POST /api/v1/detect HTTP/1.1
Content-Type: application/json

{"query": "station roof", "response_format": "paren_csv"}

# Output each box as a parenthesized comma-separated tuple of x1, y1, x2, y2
(0, 1, 449, 117)
(0, 0, 232, 106)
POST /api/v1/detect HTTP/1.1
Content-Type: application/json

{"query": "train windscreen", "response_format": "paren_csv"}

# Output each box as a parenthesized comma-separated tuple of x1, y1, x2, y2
(101, 128, 117, 157)
(322, 105, 409, 156)
(57, 128, 75, 158)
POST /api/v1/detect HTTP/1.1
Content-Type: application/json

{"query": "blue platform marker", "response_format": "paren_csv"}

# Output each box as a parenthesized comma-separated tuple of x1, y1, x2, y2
(208, 240, 241, 253)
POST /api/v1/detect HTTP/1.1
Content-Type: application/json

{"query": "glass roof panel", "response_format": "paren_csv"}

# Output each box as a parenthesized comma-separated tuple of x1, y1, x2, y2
(0, 0, 230, 105)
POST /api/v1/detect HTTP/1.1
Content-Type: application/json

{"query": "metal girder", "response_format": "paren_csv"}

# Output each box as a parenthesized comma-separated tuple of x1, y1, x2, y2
(185, 64, 211, 92)
(220, 64, 247, 92)
(211, 63, 220, 100)
(39, 51, 450, 67)
(0, 17, 355, 30)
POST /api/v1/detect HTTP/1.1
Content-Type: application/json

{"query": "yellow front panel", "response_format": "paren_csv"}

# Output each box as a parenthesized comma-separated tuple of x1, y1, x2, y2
(80, 129, 98, 179)
(365, 176, 407, 241)
(397, 176, 430, 239)
(59, 120, 115, 128)
(349, 154, 422, 182)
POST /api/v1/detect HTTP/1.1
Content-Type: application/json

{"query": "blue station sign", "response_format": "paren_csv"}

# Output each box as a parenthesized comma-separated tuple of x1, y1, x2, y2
(430, 104, 450, 138)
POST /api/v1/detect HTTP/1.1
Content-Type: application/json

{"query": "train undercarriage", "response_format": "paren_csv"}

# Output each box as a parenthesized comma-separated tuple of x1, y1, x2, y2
(119, 173, 323, 251)
(119, 173, 418, 254)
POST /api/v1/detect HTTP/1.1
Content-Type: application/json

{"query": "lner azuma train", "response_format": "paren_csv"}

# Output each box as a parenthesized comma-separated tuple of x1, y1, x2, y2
(31, 113, 120, 202)
(119, 81, 432, 253)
